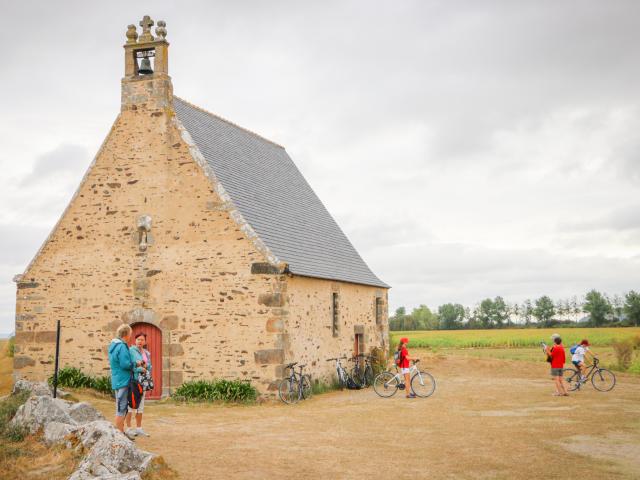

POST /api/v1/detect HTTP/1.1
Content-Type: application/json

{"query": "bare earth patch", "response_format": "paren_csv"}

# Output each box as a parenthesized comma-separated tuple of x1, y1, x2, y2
(71, 351, 640, 479)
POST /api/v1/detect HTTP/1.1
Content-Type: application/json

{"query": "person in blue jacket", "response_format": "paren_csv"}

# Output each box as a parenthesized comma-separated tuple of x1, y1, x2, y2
(108, 324, 134, 435)
(126, 332, 152, 437)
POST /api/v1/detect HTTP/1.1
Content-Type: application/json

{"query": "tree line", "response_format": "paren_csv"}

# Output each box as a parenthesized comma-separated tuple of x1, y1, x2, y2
(389, 290, 640, 331)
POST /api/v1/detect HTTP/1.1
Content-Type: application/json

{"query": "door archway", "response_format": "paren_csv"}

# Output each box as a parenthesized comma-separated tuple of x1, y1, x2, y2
(129, 322, 163, 399)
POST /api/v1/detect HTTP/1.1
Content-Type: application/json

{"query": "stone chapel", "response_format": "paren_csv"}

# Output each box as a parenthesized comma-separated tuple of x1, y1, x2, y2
(13, 16, 389, 397)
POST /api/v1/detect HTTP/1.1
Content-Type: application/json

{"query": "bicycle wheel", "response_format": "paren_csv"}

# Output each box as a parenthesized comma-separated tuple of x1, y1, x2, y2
(350, 366, 363, 387)
(410, 371, 436, 398)
(363, 365, 374, 388)
(562, 368, 580, 392)
(591, 368, 616, 392)
(301, 374, 313, 399)
(373, 371, 399, 398)
(278, 378, 300, 404)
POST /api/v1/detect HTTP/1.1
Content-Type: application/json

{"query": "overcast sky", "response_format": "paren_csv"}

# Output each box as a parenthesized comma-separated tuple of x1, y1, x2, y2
(1, 1, 639, 333)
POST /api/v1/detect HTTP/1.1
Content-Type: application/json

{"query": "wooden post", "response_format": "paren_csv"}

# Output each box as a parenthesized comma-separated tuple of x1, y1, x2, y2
(52, 320, 61, 398)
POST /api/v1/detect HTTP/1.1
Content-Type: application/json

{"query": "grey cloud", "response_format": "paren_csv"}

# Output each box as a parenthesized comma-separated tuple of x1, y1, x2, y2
(20, 144, 89, 185)
(1, 2, 640, 332)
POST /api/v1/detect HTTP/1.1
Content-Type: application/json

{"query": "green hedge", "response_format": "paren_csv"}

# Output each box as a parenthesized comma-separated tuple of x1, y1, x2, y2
(48, 366, 113, 395)
(173, 379, 258, 403)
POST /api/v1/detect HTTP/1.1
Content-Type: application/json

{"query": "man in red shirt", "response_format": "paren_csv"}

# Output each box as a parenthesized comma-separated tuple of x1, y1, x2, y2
(546, 335, 568, 396)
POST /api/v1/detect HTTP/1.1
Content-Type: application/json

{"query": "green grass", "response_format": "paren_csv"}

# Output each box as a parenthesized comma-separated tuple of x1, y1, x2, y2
(391, 327, 640, 349)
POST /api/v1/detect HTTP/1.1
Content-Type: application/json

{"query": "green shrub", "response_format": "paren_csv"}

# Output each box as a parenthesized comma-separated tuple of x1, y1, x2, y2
(48, 366, 113, 395)
(7, 336, 15, 358)
(311, 378, 341, 395)
(0, 391, 29, 442)
(369, 346, 388, 376)
(612, 340, 634, 370)
(173, 379, 258, 403)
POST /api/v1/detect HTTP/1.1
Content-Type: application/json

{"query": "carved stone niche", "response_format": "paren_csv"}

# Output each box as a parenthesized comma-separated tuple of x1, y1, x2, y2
(135, 215, 154, 251)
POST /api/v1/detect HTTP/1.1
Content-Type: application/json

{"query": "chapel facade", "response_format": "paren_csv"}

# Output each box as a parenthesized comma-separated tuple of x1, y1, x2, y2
(13, 16, 389, 397)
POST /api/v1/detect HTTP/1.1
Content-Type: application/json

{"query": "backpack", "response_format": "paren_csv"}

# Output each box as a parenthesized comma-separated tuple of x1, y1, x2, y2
(570, 344, 579, 355)
(128, 374, 144, 409)
(546, 346, 553, 363)
(394, 349, 405, 367)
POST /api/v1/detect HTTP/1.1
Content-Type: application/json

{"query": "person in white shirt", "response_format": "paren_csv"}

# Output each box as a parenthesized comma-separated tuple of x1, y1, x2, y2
(571, 339, 594, 381)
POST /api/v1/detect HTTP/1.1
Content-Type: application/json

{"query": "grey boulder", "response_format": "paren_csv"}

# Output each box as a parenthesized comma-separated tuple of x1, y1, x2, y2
(70, 421, 153, 478)
(43, 421, 78, 447)
(69, 402, 105, 423)
(10, 395, 76, 434)
(11, 379, 52, 397)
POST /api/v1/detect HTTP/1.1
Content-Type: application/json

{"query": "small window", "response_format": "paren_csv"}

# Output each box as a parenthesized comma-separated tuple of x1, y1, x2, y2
(332, 293, 339, 337)
(375, 297, 383, 325)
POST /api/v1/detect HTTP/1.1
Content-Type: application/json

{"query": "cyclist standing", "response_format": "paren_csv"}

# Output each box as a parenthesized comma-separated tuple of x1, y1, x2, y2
(546, 334, 569, 396)
(396, 337, 416, 399)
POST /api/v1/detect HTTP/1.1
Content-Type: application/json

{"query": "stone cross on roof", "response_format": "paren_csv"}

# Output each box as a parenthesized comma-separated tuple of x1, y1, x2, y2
(139, 15, 155, 42)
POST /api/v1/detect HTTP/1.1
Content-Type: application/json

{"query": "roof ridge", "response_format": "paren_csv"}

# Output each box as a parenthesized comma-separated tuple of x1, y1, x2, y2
(173, 95, 284, 149)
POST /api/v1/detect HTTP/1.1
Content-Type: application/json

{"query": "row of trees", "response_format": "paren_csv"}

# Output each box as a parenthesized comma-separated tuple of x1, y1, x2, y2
(389, 290, 640, 330)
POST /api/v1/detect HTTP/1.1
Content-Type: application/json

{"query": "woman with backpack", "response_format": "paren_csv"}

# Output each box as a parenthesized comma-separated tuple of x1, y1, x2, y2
(545, 334, 568, 396)
(396, 337, 416, 399)
(126, 332, 153, 437)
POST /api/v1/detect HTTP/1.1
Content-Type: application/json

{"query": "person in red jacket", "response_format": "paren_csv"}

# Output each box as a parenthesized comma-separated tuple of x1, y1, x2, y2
(546, 335, 568, 396)
(396, 337, 416, 399)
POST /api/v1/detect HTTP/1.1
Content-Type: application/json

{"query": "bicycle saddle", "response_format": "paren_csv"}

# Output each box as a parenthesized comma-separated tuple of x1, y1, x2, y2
(285, 362, 298, 368)
(298, 364, 306, 368)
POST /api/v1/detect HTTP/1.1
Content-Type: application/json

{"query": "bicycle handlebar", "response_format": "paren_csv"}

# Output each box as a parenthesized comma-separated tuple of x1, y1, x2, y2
(285, 362, 298, 368)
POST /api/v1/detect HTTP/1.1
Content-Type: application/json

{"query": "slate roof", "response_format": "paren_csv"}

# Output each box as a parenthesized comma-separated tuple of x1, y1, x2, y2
(173, 96, 389, 288)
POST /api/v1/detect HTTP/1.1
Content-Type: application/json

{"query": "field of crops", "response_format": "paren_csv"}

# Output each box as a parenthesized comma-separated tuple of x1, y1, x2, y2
(390, 327, 640, 349)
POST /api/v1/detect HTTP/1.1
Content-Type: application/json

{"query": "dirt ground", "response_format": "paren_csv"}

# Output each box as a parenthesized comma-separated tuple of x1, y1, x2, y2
(76, 350, 640, 480)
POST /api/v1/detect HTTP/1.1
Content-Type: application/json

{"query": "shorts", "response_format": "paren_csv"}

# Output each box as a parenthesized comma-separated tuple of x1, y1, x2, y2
(572, 360, 582, 368)
(550, 368, 564, 377)
(115, 387, 129, 417)
(128, 393, 145, 413)
(401, 368, 410, 374)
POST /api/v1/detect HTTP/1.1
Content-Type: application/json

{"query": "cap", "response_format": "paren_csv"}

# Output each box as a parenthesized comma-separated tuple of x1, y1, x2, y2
(400, 337, 409, 344)
(580, 339, 590, 346)
(551, 333, 560, 339)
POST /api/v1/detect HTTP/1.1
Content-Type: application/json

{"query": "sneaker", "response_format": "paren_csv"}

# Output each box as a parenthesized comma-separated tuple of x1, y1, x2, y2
(406, 393, 417, 398)
(135, 428, 150, 437)
(124, 430, 137, 440)
(580, 376, 587, 382)
(125, 428, 137, 437)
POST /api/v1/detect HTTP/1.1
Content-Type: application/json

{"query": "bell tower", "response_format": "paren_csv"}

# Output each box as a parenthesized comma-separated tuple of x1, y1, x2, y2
(121, 15, 173, 112)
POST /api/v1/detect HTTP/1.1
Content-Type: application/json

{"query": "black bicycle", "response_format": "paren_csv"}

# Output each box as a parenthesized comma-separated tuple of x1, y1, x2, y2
(350, 354, 375, 388)
(278, 362, 312, 404)
(563, 357, 616, 392)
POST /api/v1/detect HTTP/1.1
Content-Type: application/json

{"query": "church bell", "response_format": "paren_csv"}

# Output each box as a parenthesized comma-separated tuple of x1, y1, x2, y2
(138, 57, 153, 75)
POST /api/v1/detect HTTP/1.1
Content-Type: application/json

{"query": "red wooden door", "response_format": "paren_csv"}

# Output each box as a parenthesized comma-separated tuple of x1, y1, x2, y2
(129, 323, 163, 399)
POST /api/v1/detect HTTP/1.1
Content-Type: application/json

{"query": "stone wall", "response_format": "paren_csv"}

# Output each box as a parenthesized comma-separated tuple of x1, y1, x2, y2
(14, 95, 288, 395)
(282, 276, 389, 385)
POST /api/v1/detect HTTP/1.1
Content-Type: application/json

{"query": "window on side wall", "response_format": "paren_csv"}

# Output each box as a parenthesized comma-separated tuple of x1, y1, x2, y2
(332, 292, 339, 337)
(376, 297, 383, 325)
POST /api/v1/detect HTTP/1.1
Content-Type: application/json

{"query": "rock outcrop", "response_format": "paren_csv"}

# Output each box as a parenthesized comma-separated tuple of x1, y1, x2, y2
(9, 380, 154, 480)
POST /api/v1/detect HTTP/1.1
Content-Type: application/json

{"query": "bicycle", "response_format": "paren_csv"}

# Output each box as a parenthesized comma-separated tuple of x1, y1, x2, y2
(562, 357, 616, 392)
(373, 359, 436, 398)
(326, 356, 350, 388)
(350, 353, 375, 388)
(278, 362, 312, 404)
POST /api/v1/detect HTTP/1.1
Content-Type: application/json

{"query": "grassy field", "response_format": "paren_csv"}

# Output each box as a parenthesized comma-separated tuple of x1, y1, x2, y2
(391, 327, 640, 349)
